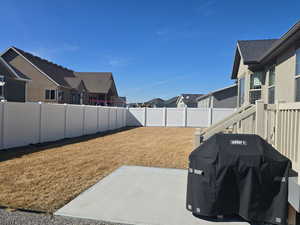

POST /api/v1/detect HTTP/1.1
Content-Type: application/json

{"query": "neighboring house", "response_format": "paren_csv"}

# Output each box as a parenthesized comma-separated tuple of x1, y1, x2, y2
(232, 20, 300, 107)
(176, 94, 203, 108)
(144, 98, 165, 107)
(112, 96, 127, 107)
(197, 84, 237, 108)
(0, 56, 30, 102)
(0, 47, 119, 105)
(164, 96, 179, 107)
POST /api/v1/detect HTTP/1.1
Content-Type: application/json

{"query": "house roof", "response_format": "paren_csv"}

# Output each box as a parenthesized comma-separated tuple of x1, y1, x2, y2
(196, 84, 237, 101)
(74, 72, 114, 94)
(164, 96, 179, 106)
(232, 20, 300, 79)
(180, 94, 203, 104)
(237, 39, 278, 63)
(144, 98, 165, 106)
(0, 56, 30, 81)
(12, 47, 74, 86)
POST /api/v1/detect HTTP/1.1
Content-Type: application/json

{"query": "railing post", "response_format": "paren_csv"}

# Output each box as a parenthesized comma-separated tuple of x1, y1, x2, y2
(255, 100, 265, 138)
(194, 128, 202, 149)
(274, 102, 280, 149)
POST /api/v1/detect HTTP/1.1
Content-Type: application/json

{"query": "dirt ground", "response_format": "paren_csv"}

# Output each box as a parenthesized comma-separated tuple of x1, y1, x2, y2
(0, 127, 195, 212)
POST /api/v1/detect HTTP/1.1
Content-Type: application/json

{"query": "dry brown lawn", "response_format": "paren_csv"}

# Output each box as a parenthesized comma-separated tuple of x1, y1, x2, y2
(0, 127, 195, 212)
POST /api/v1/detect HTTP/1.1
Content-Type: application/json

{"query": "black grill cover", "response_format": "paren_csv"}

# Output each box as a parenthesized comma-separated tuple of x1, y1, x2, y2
(186, 133, 291, 225)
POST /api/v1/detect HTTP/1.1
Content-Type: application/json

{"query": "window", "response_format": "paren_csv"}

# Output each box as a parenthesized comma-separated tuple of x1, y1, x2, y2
(249, 72, 263, 104)
(238, 77, 245, 106)
(45, 90, 56, 100)
(268, 66, 275, 104)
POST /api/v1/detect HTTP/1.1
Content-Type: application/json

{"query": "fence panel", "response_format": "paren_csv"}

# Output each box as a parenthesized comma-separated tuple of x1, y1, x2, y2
(109, 108, 117, 130)
(98, 107, 110, 132)
(66, 105, 84, 138)
(116, 108, 124, 129)
(127, 108, 145, 126)
(3, 102, 40, 148)
(84, 106, 98, 135)
(212, 108, 236, 124)
(40, 103, 66, 143)
(186, 108, 209, 127)
(166, 108, 185, 127)
(146, 108, 165, 126)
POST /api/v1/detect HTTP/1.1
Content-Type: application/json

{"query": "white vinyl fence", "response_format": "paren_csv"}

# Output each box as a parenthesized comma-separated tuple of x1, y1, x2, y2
(0, 102, 235, 150)
(126, 107, 236, 127)
(0, 102, 127, 150)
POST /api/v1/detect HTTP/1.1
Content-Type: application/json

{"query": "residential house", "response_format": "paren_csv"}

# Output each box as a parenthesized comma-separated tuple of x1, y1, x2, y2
(198, 20, 300, 223)
(112, 96, 127, 107)
(176, 94, 203, 108)
(197, 84, 237, 108)
(0, 56, 30, 102)
(1, 47, 119, 105)
(144, 98, 165, 107)
(164, 96, 179, 108)
(232, 21, 300, 106)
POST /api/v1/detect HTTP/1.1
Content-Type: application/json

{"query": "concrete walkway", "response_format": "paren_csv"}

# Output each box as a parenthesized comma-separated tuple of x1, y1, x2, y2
(55, 166, 249, 225)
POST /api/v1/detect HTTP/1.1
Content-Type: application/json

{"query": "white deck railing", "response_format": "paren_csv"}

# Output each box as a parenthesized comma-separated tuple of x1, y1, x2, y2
(195, 100, 300, 184)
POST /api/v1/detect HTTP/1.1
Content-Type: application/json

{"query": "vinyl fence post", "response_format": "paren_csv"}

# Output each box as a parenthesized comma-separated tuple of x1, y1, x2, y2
(63, 103, 67, 138)
(184, 106, 187, 127)
(144, 107, 147, 127)
(82, 105, 86, 135)
(208, 107, 213, 127)
(38, 101, 42, 143)
(96, 106, 99, 132)
(164, 107, 167, 127)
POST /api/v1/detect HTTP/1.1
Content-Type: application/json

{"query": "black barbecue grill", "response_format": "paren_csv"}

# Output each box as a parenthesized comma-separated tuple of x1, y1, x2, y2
(186, 133, 291, 225)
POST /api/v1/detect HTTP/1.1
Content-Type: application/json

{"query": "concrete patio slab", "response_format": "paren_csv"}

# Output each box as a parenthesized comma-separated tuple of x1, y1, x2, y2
(55, 166, 249, 225)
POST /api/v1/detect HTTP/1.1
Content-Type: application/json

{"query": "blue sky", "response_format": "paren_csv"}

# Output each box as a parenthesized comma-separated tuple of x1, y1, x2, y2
(1, 0, 300, 103)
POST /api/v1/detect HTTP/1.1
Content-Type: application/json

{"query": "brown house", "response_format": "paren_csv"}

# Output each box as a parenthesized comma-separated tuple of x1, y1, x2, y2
(0, 47, 119, 105)
(0, 56, 30, 102)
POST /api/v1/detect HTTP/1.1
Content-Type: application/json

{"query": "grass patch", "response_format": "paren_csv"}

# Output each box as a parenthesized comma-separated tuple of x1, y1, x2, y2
(0, 127, 195, 212)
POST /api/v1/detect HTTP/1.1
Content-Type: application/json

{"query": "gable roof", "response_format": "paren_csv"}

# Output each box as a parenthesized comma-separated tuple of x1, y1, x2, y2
(196, 84, 237, 101)
(11, 47, 73, 87)
(232, 20, 300, 79)
(74, 72, 114, 94)
(144, 98, 165, 106)
(179, 94, 203, 105)
(0, 56, 30, 81)
(238, 39, 278, 63)
(164, 96, 179, 106)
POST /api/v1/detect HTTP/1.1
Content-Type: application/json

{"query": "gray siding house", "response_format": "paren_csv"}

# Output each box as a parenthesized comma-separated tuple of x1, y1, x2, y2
(197, 84, 237, 108)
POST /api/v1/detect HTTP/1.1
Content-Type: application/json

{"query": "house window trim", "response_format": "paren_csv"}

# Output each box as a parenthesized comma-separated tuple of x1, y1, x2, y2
(249, 72, 263, 104)
(45, 89, 56, 100)
(268, 65, 276, 104)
